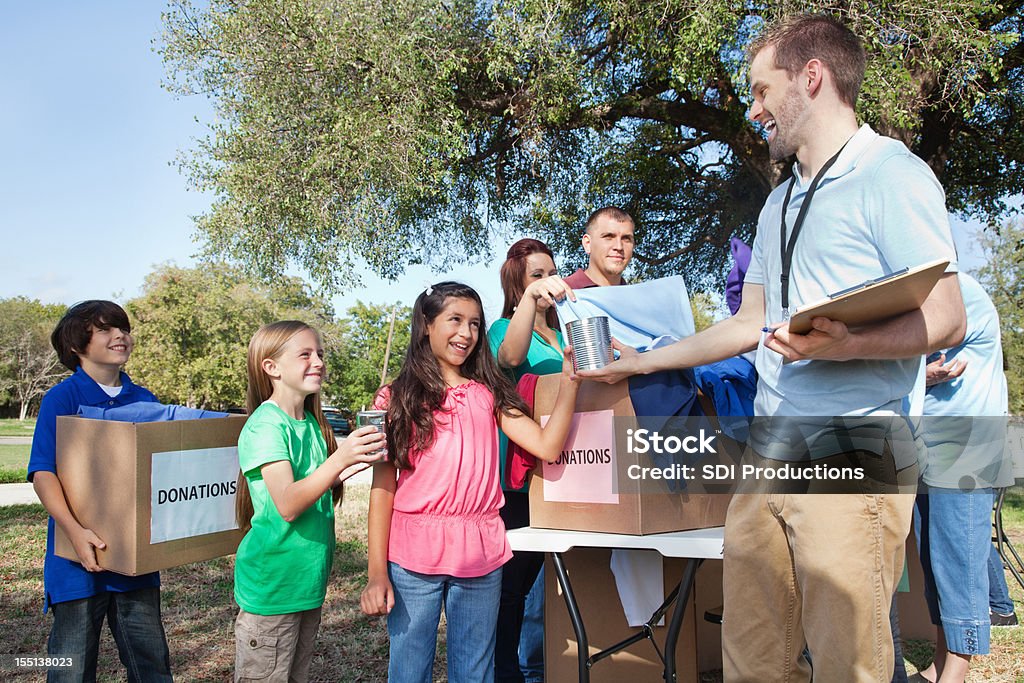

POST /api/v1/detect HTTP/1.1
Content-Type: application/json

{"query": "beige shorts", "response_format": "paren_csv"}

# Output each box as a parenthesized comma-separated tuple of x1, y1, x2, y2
(234, 607, 322, 683)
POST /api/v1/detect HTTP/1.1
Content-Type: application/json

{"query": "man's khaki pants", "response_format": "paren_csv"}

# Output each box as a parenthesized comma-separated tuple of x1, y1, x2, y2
(722, 492, 915, 682)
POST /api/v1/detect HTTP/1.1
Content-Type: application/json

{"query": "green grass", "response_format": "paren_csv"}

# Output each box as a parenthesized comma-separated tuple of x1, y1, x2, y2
(1000, 486, 1024, 528)
(0, 418, 35, 436)
(0, 444, 30, 469)
(0, 485, 442, 682)
(0, 444, 29, 484)
(0, 469, 27, 484)
(1, 488, 1021, 682)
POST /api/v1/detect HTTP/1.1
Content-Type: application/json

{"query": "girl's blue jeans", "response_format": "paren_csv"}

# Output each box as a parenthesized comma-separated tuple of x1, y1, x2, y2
(387, 562, 502, 683)
(914, 487, 993, 655)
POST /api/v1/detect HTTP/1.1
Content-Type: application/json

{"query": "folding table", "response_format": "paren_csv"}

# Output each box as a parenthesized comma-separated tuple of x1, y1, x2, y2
(506, 526, 725, 683)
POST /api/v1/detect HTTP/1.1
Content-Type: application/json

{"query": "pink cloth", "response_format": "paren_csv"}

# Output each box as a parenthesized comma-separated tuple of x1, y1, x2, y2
(506, 373, 539, 490)
(374, 382, 510, 577)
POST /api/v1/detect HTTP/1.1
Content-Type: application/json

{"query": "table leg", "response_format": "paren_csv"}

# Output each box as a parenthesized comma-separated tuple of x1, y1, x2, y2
(663, 558, 700, 683)
(995, 489, 1024, 591)
(552, 551, 590, 683)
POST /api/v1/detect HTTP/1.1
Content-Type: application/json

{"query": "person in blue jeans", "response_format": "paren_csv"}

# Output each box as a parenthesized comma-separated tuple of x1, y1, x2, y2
(361, 282, 581, 683)
(912, 274, 1015, 683)
(988, 505, 1019, 626)
(518, 569, 545, 682)
(27, 301, 172, 682)
(488, 238, 578, 682)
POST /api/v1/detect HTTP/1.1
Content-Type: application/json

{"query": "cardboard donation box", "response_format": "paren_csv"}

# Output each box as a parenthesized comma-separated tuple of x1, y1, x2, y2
(529, 375, 731, 535)
(54, 415, 247, 575)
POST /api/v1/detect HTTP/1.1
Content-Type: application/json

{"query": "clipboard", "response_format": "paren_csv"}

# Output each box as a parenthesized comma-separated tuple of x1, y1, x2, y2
(788, 258, 950, 334)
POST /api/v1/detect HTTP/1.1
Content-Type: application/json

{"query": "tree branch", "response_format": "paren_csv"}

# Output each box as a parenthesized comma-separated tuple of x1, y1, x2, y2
(632, 231, 729, 266)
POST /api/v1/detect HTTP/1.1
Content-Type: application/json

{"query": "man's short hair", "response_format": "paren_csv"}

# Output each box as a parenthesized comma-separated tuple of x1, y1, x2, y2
(748, 14, 865, 108)
(584, 206, 634, 233)
(51, 300, 131, 371)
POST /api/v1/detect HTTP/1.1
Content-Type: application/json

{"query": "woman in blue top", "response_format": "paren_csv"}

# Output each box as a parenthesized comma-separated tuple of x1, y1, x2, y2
(487, 238, 575, 682)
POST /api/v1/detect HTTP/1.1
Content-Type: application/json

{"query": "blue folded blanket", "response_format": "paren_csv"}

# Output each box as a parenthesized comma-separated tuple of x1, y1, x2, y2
(556, 275, 694, 351)
(77, 403, 230, 422)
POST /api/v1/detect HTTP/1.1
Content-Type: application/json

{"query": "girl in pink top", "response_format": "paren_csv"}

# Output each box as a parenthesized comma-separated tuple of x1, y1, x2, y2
(360, 282, 580, 683)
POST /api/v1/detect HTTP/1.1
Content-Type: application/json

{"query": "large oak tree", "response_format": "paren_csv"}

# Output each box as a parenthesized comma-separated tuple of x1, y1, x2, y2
(162, 0, 1024, 292)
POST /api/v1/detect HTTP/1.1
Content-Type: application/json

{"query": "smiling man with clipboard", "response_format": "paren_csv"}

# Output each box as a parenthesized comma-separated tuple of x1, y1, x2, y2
(580, 13, 966, 683)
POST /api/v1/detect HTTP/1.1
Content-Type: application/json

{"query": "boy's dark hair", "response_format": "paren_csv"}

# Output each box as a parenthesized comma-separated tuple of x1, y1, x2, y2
(748, 14, 866, 109)
(385, 281, 530, 470)
(51, 300, 131, 371)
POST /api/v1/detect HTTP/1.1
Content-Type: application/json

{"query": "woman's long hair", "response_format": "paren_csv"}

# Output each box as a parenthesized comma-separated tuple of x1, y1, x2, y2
(499, 238, 560, 330)
(386, 282, 529, 470)
(235, 321, 339, 531)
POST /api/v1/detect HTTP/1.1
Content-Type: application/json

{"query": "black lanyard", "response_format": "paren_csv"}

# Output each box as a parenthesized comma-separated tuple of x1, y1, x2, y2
(779, 143, 848, 318)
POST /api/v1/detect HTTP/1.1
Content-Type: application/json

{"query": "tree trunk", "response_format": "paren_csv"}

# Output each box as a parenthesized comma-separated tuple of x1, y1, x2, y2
(380, 308, 398, 388)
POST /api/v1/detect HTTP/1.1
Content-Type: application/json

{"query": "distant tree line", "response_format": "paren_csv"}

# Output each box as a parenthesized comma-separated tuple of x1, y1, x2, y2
(0, 298, 68, 420)
(3, 231, 1022, 417)
(976, 219, 1024, 415)
(0, 264, 410, 418)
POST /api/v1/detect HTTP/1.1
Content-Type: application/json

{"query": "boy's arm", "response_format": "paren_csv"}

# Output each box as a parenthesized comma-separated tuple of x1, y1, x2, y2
(32, 472, 106, 572)
(28, 389, 106, 571)
(361, 462, 397, 616)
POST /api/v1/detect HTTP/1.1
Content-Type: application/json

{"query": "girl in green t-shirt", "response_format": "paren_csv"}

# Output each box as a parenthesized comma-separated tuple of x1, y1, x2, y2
(233, 321, 385, 683)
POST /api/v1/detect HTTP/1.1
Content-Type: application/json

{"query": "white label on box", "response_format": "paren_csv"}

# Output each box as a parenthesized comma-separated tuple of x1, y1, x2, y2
(151, 446, 240, 543)
(540, 409, 619, 504)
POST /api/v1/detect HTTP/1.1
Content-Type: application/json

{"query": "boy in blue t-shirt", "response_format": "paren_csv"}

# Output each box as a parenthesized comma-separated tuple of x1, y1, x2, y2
(27, 300, 172, 682)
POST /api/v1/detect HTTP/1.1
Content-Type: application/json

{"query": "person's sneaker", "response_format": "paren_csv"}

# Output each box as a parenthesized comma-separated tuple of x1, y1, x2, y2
(991, 610, 1019, 626)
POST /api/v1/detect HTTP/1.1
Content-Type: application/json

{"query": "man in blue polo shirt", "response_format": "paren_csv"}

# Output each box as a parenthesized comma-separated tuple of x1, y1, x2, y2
(582, 14, 966, 682)
(28, 300, 172, 682)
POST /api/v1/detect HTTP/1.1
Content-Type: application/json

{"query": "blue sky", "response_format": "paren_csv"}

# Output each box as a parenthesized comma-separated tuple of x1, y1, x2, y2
(0, 2, 510, 320)
(0, 2, 989, 324)
(2, 3, 209, 302)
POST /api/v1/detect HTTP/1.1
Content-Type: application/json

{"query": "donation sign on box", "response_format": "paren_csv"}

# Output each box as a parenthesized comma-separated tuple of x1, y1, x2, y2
(529, 376, 730, 535)
(150, 445, 240, 543)
(540, 409, 619, 505)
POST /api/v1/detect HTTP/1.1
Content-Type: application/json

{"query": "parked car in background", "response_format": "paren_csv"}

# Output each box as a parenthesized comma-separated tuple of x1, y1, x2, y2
(322, 406, 351, 435)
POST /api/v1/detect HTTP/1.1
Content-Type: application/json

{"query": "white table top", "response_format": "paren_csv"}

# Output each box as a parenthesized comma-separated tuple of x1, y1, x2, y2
(506, 526, 724, 559)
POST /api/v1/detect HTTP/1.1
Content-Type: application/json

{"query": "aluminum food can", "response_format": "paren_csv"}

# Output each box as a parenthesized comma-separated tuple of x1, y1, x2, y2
(566, 316, 614, 372)
(356, 409, 388, 459)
